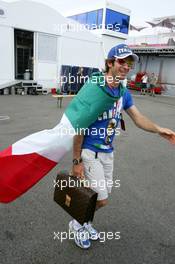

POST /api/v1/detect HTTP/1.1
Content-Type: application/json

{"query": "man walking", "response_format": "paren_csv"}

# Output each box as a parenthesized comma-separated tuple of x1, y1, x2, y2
(68, 44, 175, 249)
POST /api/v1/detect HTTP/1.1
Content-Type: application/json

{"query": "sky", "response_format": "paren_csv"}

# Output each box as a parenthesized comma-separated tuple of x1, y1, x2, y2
(3, 0, 175, 35)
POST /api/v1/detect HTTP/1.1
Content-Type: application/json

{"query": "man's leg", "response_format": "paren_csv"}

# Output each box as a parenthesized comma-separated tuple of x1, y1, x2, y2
(69, 149, 106, 247)
(82, 149, 110, 237)
(81, 149, 109, 204)
(153, 87, 155, 96)
(98, 151, 114, 206)
(96, 199, 108, 210)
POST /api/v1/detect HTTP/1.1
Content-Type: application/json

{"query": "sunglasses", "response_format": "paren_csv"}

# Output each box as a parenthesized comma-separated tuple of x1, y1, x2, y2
(116, 58, 135, 68)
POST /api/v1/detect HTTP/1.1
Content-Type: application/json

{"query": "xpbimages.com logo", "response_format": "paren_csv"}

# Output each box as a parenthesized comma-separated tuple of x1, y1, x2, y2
(54, 126, 121, 138)
(53, 23, 121, 34)
(53, 230, 121, 243)
(53, 178, 120, 191)
(58, 74, 121, 86)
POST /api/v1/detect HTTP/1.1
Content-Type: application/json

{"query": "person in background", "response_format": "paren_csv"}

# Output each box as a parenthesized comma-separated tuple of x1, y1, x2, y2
(149, 73, 157, 97)
(76, 67, 85, 93)
(141, 73, 148, 95)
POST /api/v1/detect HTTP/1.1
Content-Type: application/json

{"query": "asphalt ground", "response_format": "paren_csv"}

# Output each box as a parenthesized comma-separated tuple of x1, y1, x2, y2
(0, 92, 175, 264)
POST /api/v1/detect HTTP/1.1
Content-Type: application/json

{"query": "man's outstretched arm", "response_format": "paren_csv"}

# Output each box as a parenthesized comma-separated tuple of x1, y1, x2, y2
(126, 105, 175, 144)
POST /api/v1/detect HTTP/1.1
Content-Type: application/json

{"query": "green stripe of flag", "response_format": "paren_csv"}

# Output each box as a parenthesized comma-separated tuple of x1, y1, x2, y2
(65, 72, 126, 130)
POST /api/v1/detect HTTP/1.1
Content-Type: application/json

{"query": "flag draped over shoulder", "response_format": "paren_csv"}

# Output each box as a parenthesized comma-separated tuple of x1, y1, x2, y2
(0, 73, 126, 203)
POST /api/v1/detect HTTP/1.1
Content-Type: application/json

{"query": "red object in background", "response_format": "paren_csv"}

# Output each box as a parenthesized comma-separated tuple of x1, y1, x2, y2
(147, 86, 162, 94)
(51, 88, 57, 94)
(128, 72, 162, 94)
(135, 72, 145, 83)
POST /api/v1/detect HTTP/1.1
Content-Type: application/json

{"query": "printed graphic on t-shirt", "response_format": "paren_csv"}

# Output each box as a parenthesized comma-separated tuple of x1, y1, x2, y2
(82, 88, 134, 153)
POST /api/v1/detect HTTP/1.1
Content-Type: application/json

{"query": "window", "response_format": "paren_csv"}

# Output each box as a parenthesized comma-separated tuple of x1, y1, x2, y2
(87, 10, 97, 29)
(68, 15, 77, 21)
(97, 9, 103, 29)
(67, 9, 103, 30)
(105, 9, 130, 34)
(60, 65, 99, 93)
(38, 34, 57, 62)
(77, 13, 87, 25)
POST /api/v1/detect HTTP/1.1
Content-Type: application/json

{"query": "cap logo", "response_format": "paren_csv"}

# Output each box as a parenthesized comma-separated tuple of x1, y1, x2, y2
(108, 44, 138, 61)
(118, 47, 131, 54)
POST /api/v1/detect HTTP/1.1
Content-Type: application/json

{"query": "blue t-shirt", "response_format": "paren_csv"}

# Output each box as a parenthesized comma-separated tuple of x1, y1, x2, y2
(82, 85, 134, 153)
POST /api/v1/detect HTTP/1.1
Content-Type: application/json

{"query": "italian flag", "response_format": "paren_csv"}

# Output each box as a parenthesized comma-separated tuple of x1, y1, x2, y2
(0, 73, 126, 203)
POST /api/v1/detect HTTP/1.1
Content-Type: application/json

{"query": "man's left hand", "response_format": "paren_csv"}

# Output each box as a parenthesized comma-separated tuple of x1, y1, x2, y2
(158, 127, 175, 144)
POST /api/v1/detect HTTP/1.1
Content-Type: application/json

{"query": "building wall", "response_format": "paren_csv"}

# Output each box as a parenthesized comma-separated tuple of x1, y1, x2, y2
(34, 33, 58, 88)
(0, 25, 14, 82)
(160, 57, 175, 84)
(102, 35, 125, 57)
(60, 36, 104, 68)
(130, 55, 175, 89)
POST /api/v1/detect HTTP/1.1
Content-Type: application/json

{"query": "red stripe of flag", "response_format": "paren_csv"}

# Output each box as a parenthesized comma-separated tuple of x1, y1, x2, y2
(0, 150, 57, 203)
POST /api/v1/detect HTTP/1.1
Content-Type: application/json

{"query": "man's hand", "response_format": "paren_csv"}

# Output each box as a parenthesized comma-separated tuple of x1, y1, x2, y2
(72, 163, 85, 179)
(158, 127, 175, 144)
(72, 134, 84, 178)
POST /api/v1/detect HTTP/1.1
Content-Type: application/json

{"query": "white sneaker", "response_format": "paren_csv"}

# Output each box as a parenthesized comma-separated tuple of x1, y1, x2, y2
(69, 220, 91, 249)
(84, 222, 99, 241)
